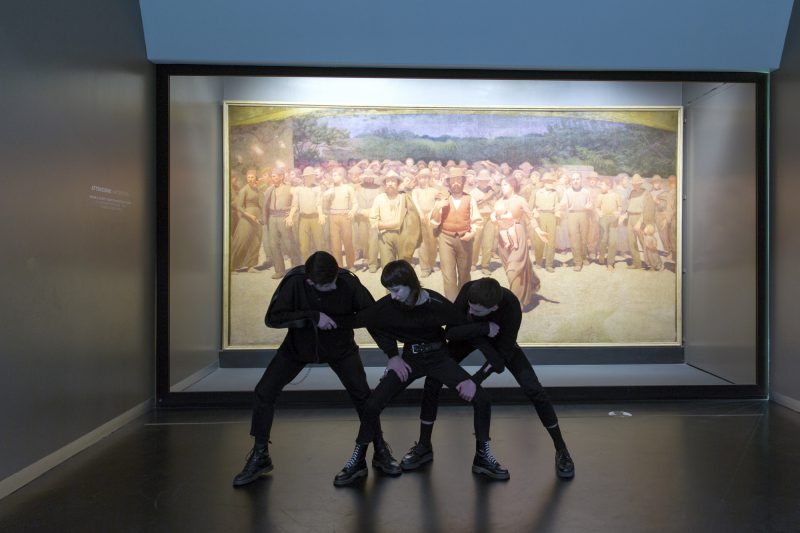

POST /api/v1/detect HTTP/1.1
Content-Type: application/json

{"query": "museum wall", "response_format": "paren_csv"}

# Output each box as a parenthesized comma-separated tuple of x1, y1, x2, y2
(169, 76, 224, 388)
(0, 0, 155, 482)
(682, 82, 758, 384)
(771, 0, 800, 409)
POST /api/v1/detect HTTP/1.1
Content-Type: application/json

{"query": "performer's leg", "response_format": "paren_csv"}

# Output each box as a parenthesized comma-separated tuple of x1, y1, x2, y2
(402, 344, 472, 470)
(234, 354, 305, 486)
(250, 354, 306, 445)
(505, 348, 574, 478)
(426, 356, 509, 480)
(329, 353, 400, 474)
(335, 362, 421, 485)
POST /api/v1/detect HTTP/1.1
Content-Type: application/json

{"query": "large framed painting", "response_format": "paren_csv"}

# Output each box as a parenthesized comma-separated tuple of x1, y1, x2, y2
(223, 103, 682, 349)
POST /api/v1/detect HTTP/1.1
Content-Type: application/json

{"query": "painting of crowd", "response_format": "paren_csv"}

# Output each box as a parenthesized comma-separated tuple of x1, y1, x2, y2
(229, 157, 679, 312)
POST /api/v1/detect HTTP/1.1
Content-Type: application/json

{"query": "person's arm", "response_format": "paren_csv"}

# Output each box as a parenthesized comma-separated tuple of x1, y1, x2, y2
(264, 277, 319, 328)
(643, 191, 657, 224)
(556, 189, 567, 219)
(348, 185, 358, 219)
(470, 337, 506, 377)
(468, 195, 483, 236)
(286, 189, 299, 226)
(411, 189, 424, 219)
(369, 196, 382, 230)
(429, 197, 447, 227)
(470, 360, 496, 385)
(520, 197, 539, 229)
(444, 286, 490, 340)
(445, 286, 506, 374)
(493, 301, 522, 356)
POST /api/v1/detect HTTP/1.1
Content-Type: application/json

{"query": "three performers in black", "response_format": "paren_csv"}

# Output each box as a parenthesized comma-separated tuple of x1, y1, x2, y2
(233, 251, 574, 487)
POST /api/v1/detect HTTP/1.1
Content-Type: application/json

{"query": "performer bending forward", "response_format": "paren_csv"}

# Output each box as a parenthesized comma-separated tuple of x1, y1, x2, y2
(232, 251, 400, 487)
(333, 260, 509, 485)
(408, 277, 575, 479)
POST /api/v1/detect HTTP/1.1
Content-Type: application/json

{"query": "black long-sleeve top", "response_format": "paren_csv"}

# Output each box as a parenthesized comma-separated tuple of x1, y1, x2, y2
(336, 290, 485, 359)
(265, 268, 375, 363)
(444, 281, 524, 374)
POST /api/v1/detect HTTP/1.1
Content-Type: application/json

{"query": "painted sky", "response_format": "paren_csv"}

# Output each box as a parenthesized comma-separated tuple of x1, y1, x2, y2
(319, 113, 619, 139)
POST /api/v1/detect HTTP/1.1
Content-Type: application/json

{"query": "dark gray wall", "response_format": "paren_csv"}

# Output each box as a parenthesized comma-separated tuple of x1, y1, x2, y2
(772, 0, 800, 406)
(169, 77, 223, 387)
(683, 82, 758, 384)
(0, 0, 154, 480)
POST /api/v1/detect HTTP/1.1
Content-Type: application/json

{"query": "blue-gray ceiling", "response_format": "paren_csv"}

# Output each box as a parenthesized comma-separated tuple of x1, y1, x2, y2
(140, 0, 794, 72)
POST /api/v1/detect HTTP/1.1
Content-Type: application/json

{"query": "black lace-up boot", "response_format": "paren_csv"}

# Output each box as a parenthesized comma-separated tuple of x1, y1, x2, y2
(334, 443, 368, 486)
(556, 449, 575, 479)
(232, 445, 273, 487)
(372, 440, 402, 476)
(400, 441, 434, 471)
(472, 441, 510, 480)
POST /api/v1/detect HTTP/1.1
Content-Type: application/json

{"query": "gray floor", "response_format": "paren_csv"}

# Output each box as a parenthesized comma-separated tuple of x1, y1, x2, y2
(1, 400, 798, 532)
(180, 363, 729, 392)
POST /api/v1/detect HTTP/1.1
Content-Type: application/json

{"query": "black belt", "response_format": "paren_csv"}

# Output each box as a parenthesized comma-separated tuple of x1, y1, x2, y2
(406, 341, 444, 355)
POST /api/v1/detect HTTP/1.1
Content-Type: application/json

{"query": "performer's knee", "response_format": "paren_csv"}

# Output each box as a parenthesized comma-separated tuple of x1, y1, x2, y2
(254, 381, 282, 405)
(524, 384, 551, 407)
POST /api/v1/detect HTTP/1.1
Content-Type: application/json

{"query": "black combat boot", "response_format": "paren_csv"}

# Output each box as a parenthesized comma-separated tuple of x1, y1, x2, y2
(372, 440, 402, 476)
(472, 441, 510, 480)
(400, 441, 434, 471)
(232, 445, 273, 487)
(334, 443, 368, 486)
(555, 449, 575, 479)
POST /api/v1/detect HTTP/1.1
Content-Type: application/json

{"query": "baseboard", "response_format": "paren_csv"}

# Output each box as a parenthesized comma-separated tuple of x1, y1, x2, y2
(0, 399, 152, 501)
(771, 391, 800, 413)
(171, 361, 220, 391)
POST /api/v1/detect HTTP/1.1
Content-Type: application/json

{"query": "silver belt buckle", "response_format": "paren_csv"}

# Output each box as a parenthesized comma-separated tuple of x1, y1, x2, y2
(411, 344, 422, 354)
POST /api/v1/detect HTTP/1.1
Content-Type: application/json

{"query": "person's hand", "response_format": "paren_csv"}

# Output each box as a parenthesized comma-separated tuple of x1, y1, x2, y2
(487, 322, 500, 338)
(534, 227, 549, 243)
(456, 379, 476, 401)
(318, 214, 326, 225)
(460, 231, 475, 242)
(317, 312, 337, 330)
(286, 217, 294, 228)
(386, 355, 412, 382)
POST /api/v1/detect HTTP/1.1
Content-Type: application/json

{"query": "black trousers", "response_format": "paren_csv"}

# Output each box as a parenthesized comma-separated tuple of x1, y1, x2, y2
(250, 351, 383, 445)
(420, 342, 559, 428)
(356, 350, 491, 444)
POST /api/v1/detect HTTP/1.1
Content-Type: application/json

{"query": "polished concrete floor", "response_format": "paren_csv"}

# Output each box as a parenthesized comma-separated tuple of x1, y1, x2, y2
(0, 400, 798, 532)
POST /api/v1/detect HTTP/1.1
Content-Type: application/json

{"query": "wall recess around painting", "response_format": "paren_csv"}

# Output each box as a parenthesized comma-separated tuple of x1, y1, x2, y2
(223, 102, 682, 349)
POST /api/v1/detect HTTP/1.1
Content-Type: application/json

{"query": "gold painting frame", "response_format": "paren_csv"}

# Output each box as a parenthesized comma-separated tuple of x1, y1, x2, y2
(223, 102, 683, 350)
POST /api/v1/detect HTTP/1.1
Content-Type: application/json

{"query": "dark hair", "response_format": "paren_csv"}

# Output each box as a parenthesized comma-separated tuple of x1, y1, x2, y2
(380, 260, 421, 306)
(467, 277, 503, 308)
(305, 251, 339, 285)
